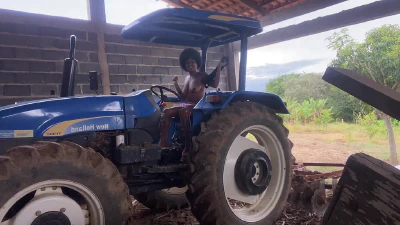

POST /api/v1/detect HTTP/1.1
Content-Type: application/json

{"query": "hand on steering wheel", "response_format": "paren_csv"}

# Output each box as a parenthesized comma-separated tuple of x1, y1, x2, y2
(150, 85, 181, 103)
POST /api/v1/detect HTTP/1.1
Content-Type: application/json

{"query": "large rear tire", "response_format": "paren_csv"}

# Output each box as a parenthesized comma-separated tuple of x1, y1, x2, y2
(186, 101, 293, 225)
(0, 141, 132, 225)
(133, 186, 189, 211)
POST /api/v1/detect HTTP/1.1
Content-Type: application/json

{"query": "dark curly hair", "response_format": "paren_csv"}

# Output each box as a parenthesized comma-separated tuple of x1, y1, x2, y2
(179, 48, 202, 72)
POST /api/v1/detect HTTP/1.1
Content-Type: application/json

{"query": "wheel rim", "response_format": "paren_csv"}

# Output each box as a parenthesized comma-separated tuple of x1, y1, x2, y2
(0, 180, 105, 225)
(223, 125, 287, 222)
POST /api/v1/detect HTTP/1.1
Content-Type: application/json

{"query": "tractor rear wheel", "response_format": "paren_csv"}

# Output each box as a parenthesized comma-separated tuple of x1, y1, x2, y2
(0, 141, 132, 225)
(133, 186, 189, 211)
(187, 101, 293, 225)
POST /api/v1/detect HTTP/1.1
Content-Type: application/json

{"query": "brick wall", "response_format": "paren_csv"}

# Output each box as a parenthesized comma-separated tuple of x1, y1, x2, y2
(0, 10, 228, 106)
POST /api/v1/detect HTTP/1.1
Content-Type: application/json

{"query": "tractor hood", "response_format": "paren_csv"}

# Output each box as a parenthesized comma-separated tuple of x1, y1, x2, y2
(0, 96, 125, 138)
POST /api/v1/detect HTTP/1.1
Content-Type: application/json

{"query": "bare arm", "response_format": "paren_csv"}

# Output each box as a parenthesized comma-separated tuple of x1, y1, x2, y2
(209, 58, 227, 88)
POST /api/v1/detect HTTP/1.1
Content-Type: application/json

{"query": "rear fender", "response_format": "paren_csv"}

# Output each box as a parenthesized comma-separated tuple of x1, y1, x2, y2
(225, 91, 289, 114)
(191, 91, 289, 136)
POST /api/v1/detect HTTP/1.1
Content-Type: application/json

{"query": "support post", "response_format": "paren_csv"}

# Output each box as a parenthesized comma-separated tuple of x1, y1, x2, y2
(200, 41, 211, 73)
(238, 36, 248, 91)
(224, 43, 238, 91)
(234, 51, 240, 90)
(87, 0, 111, 95)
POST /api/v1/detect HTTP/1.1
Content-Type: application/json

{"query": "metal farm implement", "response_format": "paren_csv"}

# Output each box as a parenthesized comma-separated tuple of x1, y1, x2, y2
(289, 162, 345, 218)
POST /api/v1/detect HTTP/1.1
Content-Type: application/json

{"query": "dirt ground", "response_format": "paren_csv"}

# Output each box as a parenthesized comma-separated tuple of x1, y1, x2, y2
(289, 133, 355, 164)
(127, 202, 320, 225)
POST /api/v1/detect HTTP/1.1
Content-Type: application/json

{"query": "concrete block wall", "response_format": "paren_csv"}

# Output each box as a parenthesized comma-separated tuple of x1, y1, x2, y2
(104, 33, 228, 95)
(0, 9, 229, 106)
(0, 21, 101, 106)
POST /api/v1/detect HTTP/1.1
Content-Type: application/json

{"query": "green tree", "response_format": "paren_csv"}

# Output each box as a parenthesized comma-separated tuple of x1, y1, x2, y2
(266, 72, 370, 121)
(327, 25, 400, 165)
(326, 86, 372, 122)
(283, 73, 331, 103)
(265, 73, 300, 96)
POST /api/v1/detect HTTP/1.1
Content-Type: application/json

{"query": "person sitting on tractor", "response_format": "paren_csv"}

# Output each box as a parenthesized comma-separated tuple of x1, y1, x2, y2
(159, 48, 227, 153)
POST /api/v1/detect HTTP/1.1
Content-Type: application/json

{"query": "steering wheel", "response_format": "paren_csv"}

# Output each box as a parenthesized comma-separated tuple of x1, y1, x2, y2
(150, 85, 181, 103)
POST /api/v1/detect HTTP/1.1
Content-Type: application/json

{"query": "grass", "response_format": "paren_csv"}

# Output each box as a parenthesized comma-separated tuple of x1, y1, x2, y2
(286, 122, 400, 143)
(286, 122, 400, 164)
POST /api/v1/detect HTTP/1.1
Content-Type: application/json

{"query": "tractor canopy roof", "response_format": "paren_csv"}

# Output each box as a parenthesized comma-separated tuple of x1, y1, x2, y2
(121, 8, 262, 48)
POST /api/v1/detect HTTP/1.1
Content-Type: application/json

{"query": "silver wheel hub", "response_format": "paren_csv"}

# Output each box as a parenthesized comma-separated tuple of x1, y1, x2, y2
(252, 162, 261, 184)
(223, 125, 287, 222)
(0, 180, 104, 225)
(12, 187, 87, 225)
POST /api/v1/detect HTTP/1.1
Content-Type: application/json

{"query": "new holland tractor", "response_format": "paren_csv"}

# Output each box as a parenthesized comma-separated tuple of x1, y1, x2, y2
(0, 8, 293, 225)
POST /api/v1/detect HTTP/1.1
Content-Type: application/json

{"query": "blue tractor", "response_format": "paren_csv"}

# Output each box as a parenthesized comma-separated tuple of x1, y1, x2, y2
(0, 8, 293, 225)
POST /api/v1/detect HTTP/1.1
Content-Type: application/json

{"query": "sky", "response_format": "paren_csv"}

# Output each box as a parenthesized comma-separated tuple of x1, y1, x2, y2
(0, 0, 399, 91)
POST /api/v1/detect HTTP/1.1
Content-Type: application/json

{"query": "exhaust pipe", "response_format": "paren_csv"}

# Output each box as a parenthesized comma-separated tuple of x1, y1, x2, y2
(60, 35, 78, 97)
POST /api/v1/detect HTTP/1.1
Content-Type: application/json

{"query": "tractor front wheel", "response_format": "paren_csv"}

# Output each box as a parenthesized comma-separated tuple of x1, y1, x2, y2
(187, 101, 293, 225)
(0, 141, 132, 225)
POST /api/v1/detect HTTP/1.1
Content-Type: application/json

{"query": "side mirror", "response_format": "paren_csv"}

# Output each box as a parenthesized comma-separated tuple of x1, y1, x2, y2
(89, 71, 98, 91)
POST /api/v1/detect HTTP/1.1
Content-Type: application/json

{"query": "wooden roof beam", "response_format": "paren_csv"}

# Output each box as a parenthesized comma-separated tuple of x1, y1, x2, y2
(259, 0, 348, 27)
(161, 0, 194, 8)
(232, 0, 400, 51)
(236, 0, 269, 16)
(181, 0, 202, 8)
(204, 0, 229, 10)
(217, 3, 250, 16)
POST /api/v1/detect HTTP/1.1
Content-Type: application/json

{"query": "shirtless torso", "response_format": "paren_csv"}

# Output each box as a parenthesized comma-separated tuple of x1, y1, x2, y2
(183, 72, 208, 103)
(160, 55, 225, 148)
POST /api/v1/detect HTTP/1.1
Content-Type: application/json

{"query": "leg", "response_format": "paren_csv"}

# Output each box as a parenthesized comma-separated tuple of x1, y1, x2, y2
(160, 107, 181, 147)
(179, 106, 194, 160)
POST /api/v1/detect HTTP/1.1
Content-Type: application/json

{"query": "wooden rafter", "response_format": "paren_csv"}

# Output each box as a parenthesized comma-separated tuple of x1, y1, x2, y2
(233, 0, 400, 51)
(236, 0, 268, 16)
(261, 0, 276, 7)
(217, 3, 244, 15)
(163, 0, 194, 8)
(221, 3, 256, 17)
(181, 0, 201, 8)
(268, 0, 308, 14)
(204, 0, 229, 10)
(231, 6, 260, 18)
(259, 0, 347, 27)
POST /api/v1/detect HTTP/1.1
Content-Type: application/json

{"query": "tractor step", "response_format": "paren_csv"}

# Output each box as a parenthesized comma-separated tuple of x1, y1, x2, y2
(142, 164, 188, 173)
